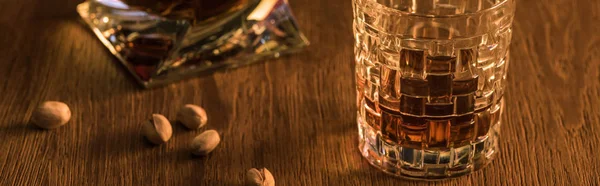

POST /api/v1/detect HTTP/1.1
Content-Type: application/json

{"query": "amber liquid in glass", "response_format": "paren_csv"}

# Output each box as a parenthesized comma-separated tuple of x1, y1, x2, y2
(354, 0, 514, 177)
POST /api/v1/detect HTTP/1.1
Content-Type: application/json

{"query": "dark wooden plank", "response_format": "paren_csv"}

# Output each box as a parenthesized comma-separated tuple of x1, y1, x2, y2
(0, 0, 599, 185)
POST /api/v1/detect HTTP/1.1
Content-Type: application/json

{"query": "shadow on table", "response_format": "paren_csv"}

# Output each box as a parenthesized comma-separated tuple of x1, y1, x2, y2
(0, 121, 47, 138)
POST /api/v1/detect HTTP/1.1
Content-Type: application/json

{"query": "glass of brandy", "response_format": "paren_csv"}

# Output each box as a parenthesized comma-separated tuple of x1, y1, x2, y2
(77, 0, 308, 87)
(354, 0, 515, 180)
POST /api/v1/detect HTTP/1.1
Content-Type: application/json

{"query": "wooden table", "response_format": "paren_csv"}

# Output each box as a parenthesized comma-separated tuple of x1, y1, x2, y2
(1, 0, 599, 185)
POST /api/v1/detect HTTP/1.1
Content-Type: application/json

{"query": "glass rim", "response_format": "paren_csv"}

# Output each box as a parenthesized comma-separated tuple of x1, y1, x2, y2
(370, 0, 514, 18)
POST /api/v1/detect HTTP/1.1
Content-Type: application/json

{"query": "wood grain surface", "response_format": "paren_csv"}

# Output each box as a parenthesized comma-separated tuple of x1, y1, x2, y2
(1, 0, 599, 185)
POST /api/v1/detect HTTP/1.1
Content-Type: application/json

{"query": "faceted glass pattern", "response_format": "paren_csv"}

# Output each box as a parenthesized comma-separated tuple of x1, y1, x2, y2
(77, 0, 308, 88)
(354, 0, 515, 180)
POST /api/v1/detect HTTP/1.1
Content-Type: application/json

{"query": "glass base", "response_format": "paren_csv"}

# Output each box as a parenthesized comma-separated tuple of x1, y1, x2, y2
(357, 108, 501, 180)
(77, 0, 309, 88)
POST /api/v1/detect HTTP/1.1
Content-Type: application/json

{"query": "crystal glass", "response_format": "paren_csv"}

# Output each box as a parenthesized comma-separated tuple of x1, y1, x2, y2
(77, 0, 308, 88)
(353, 0, 515, 180)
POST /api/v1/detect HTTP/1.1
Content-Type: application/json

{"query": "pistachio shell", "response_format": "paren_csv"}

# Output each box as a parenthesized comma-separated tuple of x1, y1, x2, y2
(31, 101, 71, 129)
(246, 168, 275, 186)
(191, 130, 220, 155)
(177, 104, 208, 129)
(142, 114, 172, 144)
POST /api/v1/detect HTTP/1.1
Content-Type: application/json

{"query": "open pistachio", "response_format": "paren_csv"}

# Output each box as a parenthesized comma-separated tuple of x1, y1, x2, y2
(177, 104, 208, 129)
(142, 114, 172, 145)
(31, 101, 71, 129)
(191, 130, 220, 156)
(246, 168, 275, 186)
